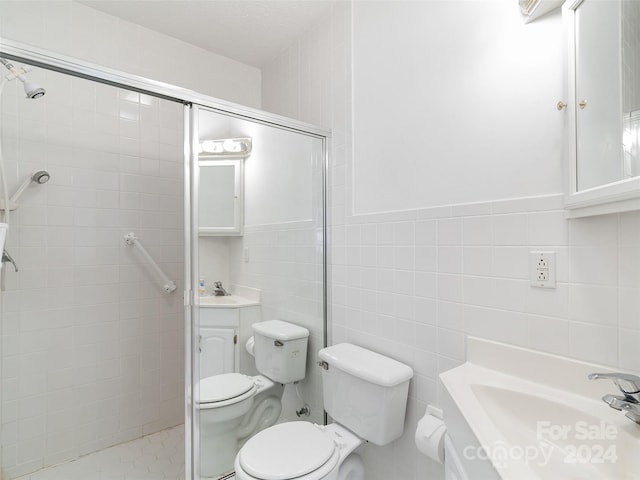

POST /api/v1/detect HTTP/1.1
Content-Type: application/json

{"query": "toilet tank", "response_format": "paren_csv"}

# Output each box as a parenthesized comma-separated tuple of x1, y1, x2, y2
(318, 343, 413, 446)
(252, 320, 309, 384)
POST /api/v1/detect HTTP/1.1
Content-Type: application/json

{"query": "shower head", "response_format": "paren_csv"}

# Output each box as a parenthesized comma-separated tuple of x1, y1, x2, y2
(9, 170, 51, 206)
(22, 79, 45, 99)
(0, 57, 46, 99)
(32, 170, 50, 184)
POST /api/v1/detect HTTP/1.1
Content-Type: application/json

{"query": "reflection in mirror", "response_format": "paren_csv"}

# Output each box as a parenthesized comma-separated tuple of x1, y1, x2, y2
(622, 0, 640, 179)
(575, 0, 640, 191)
(195, 107, 325, 479)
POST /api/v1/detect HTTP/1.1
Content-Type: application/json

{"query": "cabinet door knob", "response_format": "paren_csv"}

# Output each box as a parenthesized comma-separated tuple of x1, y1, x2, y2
(579, 99, 587, 109)
(557, 101, 567, 111)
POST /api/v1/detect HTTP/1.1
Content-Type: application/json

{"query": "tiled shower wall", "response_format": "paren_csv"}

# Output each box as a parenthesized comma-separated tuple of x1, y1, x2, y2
(262, 2, 640, 480)
(0, 66, 184, 479)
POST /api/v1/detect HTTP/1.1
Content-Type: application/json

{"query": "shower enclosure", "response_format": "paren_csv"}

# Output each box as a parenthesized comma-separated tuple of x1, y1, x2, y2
(0, 39, 327, 480)
(0, 58, 185, 479)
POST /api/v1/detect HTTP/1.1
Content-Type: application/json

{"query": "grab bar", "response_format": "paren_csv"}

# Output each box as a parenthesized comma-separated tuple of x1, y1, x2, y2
(124, 232, 177, 293)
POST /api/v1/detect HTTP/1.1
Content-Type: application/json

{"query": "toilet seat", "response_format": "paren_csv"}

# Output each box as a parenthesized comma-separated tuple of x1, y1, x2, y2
(237, 422, 340, 480)
(199, 373, 257, 409)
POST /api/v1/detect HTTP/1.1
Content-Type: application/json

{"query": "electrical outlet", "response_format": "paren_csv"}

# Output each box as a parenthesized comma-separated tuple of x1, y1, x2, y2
(530, 251, 556, 288)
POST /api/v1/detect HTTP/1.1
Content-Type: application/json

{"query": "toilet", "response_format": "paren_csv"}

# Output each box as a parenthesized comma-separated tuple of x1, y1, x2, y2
(198, 320, 310, 478)
(234, 343, 414, 480)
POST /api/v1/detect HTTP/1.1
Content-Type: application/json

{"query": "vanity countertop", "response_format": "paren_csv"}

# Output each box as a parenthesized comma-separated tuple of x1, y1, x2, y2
(200, 295, 260, 308)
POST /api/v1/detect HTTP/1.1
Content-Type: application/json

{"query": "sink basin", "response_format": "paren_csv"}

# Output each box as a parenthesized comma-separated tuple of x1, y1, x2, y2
(472, 384, 640, 479)
(199, 295, 259, 308)
(441, 338, 640, 480)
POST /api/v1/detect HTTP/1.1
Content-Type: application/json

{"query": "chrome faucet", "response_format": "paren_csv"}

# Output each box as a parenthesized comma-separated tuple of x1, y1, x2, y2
(213, 281, 230, 296)
(2, 249, 18, 272)
(589, 372, 640, 424)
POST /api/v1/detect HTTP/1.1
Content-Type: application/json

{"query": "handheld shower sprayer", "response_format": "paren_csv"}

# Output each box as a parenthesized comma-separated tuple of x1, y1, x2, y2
(7, 170, 51, 209)
(0, 57, 45, 99)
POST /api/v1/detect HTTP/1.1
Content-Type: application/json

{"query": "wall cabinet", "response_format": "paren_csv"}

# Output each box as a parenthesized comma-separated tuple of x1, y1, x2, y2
(564, 0, 640, 217)
(199, 159, 244, 235)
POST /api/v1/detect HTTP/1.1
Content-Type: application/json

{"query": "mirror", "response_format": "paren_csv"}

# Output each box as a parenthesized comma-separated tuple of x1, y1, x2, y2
(194, 106, 326, 479)
(564, 0, 640, 216)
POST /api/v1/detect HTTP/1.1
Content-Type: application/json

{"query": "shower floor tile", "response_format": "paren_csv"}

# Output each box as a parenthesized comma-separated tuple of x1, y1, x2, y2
(15, 425, 185, 480)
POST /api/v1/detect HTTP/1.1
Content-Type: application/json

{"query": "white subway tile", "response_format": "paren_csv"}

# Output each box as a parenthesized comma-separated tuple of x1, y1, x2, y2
(527, 283, 569, 319)
(438, 246, 463, 274)
(415, 246, 437, 272)
(526, 314, 569, 355)
(463, 246, 493, 276)
(527, 211, 568, 246)
(437, 218, 462, 245)
(415, 220, 436, 245)
(569, 215, 618, 246)
(438, 274, 463, 303)
(619, 328, 640, 371)
(569, 321, 618, 366)
(493, 213, 527, 245)
(569, 284, 618, 326)
(569, 246, 618, 285)
(463, 216, 493, 245)
(619, 287, 640, 329)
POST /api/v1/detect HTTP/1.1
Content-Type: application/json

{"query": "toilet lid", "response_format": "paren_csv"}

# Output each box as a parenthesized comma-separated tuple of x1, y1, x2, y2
(238, 422, 336, 480)
(199, 373, 254, 403)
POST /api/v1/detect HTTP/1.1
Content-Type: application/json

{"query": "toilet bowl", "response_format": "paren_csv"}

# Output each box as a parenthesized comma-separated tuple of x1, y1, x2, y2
(233, 343, 413, 480)
(234, 422, 364, 480)
(234, 343, 413, 480)
(199, 373, 283, 478)
(199, 320, 310, 478)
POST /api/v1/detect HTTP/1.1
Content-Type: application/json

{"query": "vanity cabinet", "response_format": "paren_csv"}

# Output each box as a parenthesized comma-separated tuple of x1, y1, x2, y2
(199, 327, 237, 378)
(199, 296, 261, 379)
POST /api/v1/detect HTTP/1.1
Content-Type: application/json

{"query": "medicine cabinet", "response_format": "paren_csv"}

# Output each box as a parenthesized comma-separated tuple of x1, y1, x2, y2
(563, 0, 640, 217)
(198, 158, 244, 235)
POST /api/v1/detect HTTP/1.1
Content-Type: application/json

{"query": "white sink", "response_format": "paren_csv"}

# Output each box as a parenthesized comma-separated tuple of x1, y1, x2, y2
(199, 295, 259, 308)
(440, 338, 640, 480)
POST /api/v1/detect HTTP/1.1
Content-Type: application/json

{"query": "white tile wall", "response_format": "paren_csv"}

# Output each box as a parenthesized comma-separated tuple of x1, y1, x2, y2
(261, 3, 640, 480)
(0, 65, 184, 479)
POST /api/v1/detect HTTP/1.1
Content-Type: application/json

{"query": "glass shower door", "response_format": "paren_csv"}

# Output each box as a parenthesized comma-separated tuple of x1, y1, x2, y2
(186, 104, 327, 479)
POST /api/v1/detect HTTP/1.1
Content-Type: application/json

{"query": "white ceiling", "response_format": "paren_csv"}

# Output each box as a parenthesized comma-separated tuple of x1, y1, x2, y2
(76, 0, 335, 68)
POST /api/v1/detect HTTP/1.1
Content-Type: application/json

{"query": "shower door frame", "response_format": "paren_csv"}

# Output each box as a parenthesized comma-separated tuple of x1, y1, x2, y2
(0, 37, 330, 480)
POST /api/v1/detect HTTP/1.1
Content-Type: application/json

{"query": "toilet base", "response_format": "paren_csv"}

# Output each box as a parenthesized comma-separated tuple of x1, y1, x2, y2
(337, 453, 364, 480)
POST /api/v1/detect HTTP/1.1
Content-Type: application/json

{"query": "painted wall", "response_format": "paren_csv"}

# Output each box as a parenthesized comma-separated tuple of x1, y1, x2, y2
(0, 65, 184, 479)
(262, 2, 640, 480)
(352, 1, 563, 214)
(0, 0, 261, 108)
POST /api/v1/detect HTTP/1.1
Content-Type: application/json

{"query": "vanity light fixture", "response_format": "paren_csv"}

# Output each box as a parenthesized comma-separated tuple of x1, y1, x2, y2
(200, 137, 252, 157)
(519, 0, 563, 23)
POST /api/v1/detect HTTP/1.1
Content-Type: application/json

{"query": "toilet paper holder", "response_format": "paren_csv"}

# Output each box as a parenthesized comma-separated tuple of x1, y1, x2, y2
(415, 404, 447, 464)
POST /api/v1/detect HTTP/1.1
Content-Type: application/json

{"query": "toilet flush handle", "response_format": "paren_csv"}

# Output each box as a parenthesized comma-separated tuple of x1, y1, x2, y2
(274, 340, 284, 347)
(317, 360, 329, 370)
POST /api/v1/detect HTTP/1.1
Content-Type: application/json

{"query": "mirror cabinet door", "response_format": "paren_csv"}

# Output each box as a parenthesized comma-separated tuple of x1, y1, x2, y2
(198, 159, 243, 235)
(565, 0, 640, 216)
(574, 0, 622, 191)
